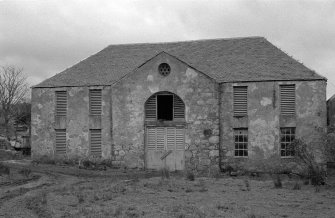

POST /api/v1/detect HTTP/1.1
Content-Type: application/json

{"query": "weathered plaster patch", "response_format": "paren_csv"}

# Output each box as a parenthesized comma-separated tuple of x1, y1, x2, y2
(249, 83, 258, 92)
(147, 75, 154, 81)
(260, 97, 272, 106)
(148, 85, 159, 93)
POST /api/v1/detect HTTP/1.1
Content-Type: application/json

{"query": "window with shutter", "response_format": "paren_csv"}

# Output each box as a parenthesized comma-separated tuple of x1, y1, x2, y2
(233, 86, 247, 117)
(55, 129, 66, 155)
(55, 91, 67, 117)
(89, 90, 102, 116)
(145, 92, 185, 121)
(90, 129, 102, 156)
(280, 85, 295, 115)
(145, 95, 157, 121)
(173, 95, 185, 120)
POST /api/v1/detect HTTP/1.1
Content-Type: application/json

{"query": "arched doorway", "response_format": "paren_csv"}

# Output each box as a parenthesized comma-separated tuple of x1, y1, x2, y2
(144, 91, 186, 171)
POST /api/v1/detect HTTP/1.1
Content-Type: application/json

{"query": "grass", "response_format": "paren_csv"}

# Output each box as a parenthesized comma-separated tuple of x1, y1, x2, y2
(26, 192, 51, 218)
(1, 163, 335, 218)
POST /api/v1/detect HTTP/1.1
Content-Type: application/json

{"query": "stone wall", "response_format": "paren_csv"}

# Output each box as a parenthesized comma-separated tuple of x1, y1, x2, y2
(327, 95, 335, 127)
(111, 52, 220, 170)
(220, 80, 327, 163)
(31, 86, 112, 159)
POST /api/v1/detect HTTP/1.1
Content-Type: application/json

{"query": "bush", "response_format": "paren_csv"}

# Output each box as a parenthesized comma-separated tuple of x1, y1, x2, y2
(290, 139, 326, 186)
(273, 174, 282, 188)
(160, 167, 170, 179)
(0, 163, 10, 176)
(186, 171, 195, 181)
(19, 168, 32, 178)
(292, 182, 301, 190)
(244, 179, 250, 191)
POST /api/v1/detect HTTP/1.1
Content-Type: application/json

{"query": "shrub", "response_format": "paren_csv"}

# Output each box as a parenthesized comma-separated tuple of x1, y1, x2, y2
(292, 182, 301, 190)
(160, 167, 170, 179)
(0, 163, 10, 177)
(186, 171, 195, 181)
(273, 174, 282, 189)
(244, 179, 250, 191)
(290, 139, 326, 186)
(33, 155, 56, 165)
(19, 168, 32, 178)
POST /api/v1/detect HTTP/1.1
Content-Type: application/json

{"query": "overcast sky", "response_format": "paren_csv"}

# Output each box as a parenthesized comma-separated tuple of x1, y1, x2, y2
(0, 0, 334, 98)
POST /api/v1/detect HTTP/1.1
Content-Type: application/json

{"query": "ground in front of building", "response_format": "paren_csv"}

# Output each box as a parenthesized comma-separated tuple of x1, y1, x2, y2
(0, 161, 335, 218)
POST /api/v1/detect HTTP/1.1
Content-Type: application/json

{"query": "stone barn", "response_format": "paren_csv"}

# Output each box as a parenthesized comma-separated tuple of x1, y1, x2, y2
(31, 37, 327, 171)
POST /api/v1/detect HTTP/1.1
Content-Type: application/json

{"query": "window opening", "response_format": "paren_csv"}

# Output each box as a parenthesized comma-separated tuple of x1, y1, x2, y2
(234, 128, 248, 157)
(280, 127, 295, 157)
(158, 63, 171, 76)
(157, 94, 173, 121)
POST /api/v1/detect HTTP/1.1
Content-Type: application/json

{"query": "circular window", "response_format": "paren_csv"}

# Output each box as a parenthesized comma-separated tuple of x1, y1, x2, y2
(158, 63, 171, 76)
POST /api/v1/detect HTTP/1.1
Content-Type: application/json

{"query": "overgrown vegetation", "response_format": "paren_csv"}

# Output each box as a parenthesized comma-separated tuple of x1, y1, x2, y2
(186, 171, 195, 181)
(0, 162, 10, 177)
(32, 155, 114, 170)
(290, 136, 328, 187)
(159, 167, 170, 179)
(18, 167, 32, 178)
(273, 174, 282, 189)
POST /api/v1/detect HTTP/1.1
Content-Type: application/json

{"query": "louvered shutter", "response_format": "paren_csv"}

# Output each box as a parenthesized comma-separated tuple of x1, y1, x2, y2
(280, 85, 295, 115)
(90, 129, 102, 156)
(147, 127, 156, 150)
(175, 128, 185, 150)
(55, 91, 67, 117)
(156, 127, 165, 150)
(145, 95, 156, 120)
(166, 127, 176, 150)
(233, 86, 247, 116)
(90, 90, 102, 116)
(173, 95, 185, 120)
(147, 127, 177, 151)
(55, 129, 66, 154)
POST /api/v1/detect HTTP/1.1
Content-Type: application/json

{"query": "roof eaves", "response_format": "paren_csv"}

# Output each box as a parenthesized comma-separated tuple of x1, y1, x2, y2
(219, 78, 326, 84)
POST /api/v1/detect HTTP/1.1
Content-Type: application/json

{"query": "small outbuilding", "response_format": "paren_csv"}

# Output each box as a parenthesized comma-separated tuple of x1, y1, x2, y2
(327, 94, 335, 127)
(31, 37, 327, 171)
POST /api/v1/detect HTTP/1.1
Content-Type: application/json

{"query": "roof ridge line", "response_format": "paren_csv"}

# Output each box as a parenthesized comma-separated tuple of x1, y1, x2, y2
(105, 36, 265, 47)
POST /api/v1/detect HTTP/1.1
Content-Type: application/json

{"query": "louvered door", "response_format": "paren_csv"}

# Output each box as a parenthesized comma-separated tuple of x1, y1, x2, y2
(146, 127, 185, 170)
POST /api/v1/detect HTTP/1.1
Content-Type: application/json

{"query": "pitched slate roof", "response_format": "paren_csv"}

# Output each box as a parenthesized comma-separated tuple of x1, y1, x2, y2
(34, 37, 325, 88)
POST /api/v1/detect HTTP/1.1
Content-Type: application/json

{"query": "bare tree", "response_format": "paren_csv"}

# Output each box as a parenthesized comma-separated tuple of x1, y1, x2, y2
(0, 65, 29, 141)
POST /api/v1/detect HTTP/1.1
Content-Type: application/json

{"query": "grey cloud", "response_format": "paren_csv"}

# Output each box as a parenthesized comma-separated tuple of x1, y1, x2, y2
(0, 0, 334, 97)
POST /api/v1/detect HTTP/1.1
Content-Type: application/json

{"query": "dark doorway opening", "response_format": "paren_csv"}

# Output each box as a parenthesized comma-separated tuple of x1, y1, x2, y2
(157, 95, 173, 120)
